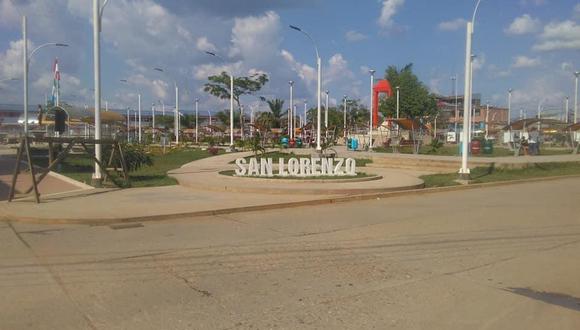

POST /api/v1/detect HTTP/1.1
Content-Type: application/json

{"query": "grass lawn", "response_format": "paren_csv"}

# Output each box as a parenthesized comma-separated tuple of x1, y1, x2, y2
(373, 145, 572, 157)
(31, 147, 221, 188)
(421, 162, 580, 188)
(232, 151, 373, 167)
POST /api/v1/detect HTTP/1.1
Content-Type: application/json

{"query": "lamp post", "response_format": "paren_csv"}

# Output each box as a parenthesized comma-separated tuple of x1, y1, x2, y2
(92, 0, 110, 185)
(153, 67, 179, 144)
(565, 96, 569, 123)
(208, 111, 212, 126)
(574, 71, 579, 124)
(459, 0, 483, 180)
(325, 90, 329, 129)
(120, 79, 142, 143)
(451, 76, 458, 137)
(205, 51, 234, 149)
(343, 95, 347, 139)
(195, 98, 199, 144)
(22, 16, 68, 136)
(508, 88, 513, 126)
(126, 108, 130, 143)
(151, 103, 156, 139)
(289, 81, 294, 140)
(290, 25, 322, 151)
(369, 69, 375, 150)
(396, 86, 400, 136)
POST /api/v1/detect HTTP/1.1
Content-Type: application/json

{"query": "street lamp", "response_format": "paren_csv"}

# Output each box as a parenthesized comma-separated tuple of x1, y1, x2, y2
(92, 0, 110, 185)
(195, 98, 199, 144)
(574, 71, 579, 124)
(396, 86, 401, 136)
(451, 76, 458, 136)
(120, 79, 142, 143)
(290, 25, 322, 151)
(289, 81, 294, 140)
(369, 69, 376, 150)
(325, 90, 329, 129)
(343, 95, 347, 139)
(153, 67, 179, 144)
(459, 0, 483, 180)
(205, 51, 234, 149)
(22, 15, 68, 136)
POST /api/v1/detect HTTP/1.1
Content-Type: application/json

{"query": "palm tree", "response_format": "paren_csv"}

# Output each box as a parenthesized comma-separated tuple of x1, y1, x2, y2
(266, 98, 285, 128)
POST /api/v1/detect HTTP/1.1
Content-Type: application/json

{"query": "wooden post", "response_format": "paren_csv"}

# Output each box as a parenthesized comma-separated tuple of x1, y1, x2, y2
(24, 136, 40, 203)
(8, 139, 25, 202)
(24, 141, 76, 194)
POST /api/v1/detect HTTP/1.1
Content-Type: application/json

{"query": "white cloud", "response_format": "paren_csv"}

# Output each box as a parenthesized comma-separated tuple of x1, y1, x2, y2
(229, 11, 281, 63)
(438, 18, 467, 31)
(196, 37, 217, 52)
(512, 56, 541, 68)
(472, 54, 486, 71)
(575, 4, 580, 19)
(561, 62, 573, 72)
(0, 39, 28, 79)
(377, 0, 405, 29)
(345, 30, 368, 42)
(280, 50, 316, 85)
(505, 14, 541, 35)
(533, 20, 580, 51)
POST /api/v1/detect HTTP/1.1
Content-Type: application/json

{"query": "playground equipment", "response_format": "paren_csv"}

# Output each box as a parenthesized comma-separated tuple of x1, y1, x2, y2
(372, 80, 393, 128)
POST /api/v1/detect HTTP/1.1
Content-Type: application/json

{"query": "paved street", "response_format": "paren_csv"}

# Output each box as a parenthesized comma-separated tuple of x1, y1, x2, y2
(1, 178, 580, 329)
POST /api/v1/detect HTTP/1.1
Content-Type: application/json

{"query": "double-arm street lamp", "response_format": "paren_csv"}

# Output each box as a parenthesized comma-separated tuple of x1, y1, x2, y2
(290, 25, 322, 151)
(205, 51, 234, 149)
(22, 16, 68, 135)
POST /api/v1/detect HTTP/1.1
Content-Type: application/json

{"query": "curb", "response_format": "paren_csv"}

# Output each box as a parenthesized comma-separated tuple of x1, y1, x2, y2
(47, 171, 95, 190)
(2, 174, 580, 226)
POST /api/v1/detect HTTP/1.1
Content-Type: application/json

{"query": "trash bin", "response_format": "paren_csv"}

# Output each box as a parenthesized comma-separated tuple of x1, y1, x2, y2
(289, 139, 296, 148)
(483, 140, 493, 155)
(470, 140, 481, 155)
(280, 136, 289, 148)
(295, 137, 303, 148)
(350, 138, 359, 151)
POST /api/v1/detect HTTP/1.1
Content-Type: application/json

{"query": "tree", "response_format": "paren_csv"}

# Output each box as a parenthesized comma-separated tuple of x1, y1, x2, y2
(204, 72, 269, 107)
(379, 63, 438, 120)
(215, 110, 240, 128)
(266, 98, 284, 128)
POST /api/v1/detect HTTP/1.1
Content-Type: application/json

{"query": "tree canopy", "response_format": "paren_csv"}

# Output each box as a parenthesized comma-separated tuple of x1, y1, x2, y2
(203, 72, 269, 109)
(379, 63, 437, 121)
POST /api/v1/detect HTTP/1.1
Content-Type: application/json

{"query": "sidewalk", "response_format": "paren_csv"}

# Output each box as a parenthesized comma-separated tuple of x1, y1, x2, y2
(0, 150, 425, 224)
(1, 146, 577, 224)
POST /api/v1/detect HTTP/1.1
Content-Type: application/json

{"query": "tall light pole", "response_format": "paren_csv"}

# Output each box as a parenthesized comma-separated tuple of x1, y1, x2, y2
(208, 111, 212, 126)
(451, 76, 458, 136)
(93, 0, 110, 185)
(369, 69, 375, 150)
(153, 67, 179, 144)
(565, 96, 569, 123)
(195, 98, 199, 144)
(22, 16, 68, 136)
(574, 71, 579, 124)
(325, 90, 329, 129)
(507, 88, 513, 126)
(289, 80, 294, 140)
(343, 95, 347, 139)
(151, 103, 156, 139)
(120, 79, 142, 143)
(126, 108, 130, 143)
(205, 51, 234, 149)
(290, 25, 322, 151)
(459, 0, 483, 180)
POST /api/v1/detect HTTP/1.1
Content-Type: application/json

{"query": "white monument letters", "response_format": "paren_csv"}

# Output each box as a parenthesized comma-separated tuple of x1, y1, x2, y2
(234, 157, 357, 177)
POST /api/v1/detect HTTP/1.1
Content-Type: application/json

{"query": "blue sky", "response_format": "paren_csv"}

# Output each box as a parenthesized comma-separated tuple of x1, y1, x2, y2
(0, 0, 579, 118)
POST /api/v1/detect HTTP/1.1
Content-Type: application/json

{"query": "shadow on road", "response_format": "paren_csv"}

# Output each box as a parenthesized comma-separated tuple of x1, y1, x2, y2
(505, 287, 580, 312)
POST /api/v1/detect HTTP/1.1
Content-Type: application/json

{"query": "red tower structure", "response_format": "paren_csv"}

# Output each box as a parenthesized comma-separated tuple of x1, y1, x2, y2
(372, 80, 393, 128)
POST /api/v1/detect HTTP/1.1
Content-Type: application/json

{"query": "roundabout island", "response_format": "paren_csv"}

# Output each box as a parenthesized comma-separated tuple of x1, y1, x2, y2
(169, 150, 425, 195)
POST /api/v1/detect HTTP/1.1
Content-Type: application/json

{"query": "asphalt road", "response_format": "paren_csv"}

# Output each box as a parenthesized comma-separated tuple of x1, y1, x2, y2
(1, 178, 580, 329)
